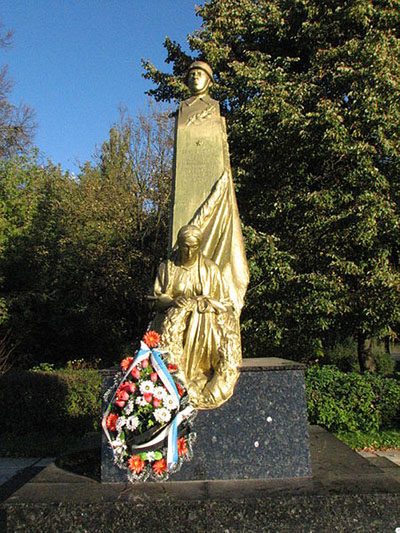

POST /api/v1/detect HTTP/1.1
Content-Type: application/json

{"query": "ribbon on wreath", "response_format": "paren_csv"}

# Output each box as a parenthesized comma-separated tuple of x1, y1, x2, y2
(102, 341, 194, 469)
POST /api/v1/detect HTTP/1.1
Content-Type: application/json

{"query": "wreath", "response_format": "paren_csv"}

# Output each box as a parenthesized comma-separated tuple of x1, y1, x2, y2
(102, 331, 197, 481)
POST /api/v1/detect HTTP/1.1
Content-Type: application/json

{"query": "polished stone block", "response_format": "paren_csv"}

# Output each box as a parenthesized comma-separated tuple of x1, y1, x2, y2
(101, 358, 312, 482)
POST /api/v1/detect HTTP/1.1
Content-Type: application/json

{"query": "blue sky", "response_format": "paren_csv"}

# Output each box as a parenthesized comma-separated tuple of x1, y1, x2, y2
(1, 1, 200, 174)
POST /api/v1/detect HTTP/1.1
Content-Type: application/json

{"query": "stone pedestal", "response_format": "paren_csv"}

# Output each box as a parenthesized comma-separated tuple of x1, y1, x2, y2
(101, 357, 311, 482)
(5, 427, 400, 531)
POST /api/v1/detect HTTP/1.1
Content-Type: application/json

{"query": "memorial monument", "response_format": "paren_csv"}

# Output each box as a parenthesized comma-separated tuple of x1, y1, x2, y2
(151, 61, 249, 409)
(102, 61, 311, 483)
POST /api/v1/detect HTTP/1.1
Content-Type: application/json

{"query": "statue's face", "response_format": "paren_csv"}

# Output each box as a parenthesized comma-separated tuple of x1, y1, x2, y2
(187, 68, 210, 96)
(178, 234, 201, 266)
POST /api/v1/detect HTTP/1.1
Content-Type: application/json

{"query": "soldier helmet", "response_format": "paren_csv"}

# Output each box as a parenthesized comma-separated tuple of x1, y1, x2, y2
(186, 61, 214, 82)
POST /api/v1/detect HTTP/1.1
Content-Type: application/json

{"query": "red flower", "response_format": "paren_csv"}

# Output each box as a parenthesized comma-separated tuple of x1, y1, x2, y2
(143, 330, 161, 348)
(176, 383, 185, 397)
(128, 454, 145, 474)
(106, 413, 119, 432)
(128, 382, 136, 393)
(150, 372, 158, 383)
(143, 393, 153, 403)
(116, 389, 129, 402)
(121, 357, 133, 371)
(153, 458, 167, 475)
(177, 437, 188, 456)
(115, 387, 130, 408)
(131, 367, 141, 379)
(167, 364, 178, 373)
(153, 397, 161, 408)
(119, 382, 130, 392)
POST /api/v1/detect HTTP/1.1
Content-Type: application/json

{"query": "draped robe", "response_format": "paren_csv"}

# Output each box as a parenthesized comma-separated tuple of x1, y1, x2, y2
(152, 253, 241, 409)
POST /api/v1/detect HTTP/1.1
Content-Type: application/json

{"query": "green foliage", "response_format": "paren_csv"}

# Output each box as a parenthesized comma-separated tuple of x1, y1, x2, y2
(66, 358, 102, 370)
(30, 362, 56, 372)
(144, 0, 400, 364)
(305, 365, 400, 433)
(0, 369, 101, 435)
(323, 337, 396, 374)
(323, 338, 359, 372)
(337, 429, 400, 451)
(241, 226, 337, 360)
(370, 344, 396, 375)
(0, 103, 173, 365)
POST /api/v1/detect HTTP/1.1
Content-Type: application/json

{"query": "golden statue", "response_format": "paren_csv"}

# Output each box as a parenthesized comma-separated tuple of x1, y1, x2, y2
(152, 225, 241, 408)
(152, 61, 249, 409)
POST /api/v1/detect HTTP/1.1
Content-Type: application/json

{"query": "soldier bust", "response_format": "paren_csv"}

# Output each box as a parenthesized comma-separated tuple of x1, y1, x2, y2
(178, 61, 220, 126)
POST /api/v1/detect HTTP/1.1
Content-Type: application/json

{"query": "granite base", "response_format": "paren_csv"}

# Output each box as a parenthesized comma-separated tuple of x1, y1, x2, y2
(101, 358, 311, 482)
(3, 427, 400, 532)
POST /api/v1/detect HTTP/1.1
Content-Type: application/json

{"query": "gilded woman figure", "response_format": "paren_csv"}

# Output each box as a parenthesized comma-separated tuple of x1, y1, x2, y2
(152, 225, 241, 409)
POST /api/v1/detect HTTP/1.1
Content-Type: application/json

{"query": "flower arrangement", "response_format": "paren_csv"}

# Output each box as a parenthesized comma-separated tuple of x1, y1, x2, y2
(102, 331, 196, 482)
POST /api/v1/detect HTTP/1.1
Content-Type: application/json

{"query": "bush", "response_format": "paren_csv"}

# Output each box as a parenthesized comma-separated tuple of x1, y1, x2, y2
(323, 338, 359, 372)
(305, 365, 400, 433)
(0, 368, 102, 435)
(322, 338, 396, 375)
(371, 345, 396, 376)
(337, 429, 400, 451)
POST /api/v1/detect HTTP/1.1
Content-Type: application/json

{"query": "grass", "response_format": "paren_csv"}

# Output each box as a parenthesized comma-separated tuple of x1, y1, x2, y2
(336, 428, 400, 451)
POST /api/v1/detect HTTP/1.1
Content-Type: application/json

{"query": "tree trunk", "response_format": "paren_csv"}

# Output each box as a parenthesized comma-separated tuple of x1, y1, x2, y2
(384, 336, 391, 355)
(357, 333, 376, 373)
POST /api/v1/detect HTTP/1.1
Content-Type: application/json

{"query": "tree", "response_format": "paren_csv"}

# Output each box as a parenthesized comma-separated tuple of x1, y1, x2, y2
(143, 0, 400, 367)
(0, 23, 36, 158)
(0, 154, 74, 365)
(0, 102, 173, 366)
(56, 102, 173, 363)
(0, 21, 36, 358)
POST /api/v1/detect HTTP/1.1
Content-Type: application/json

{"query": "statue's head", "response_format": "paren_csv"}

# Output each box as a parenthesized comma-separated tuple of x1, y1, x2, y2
(177, 225, 202, 266)
(186, 61, 213, 97)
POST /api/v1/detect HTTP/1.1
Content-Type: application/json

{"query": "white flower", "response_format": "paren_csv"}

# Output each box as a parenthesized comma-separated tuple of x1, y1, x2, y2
(146, 451, 156, 462)
(154, 407, 171, 424)
(136, 396, 147, 407)
(153, 386, 167, 400)
(124, 399, 135, 415)
(116, 417, 126, 433)
(139, 380, 154, 395)
(111, 437, 126, 455)
(114, 454, 125, 467)
(164, 394, 179, 411)
(125, 415, 139, 431)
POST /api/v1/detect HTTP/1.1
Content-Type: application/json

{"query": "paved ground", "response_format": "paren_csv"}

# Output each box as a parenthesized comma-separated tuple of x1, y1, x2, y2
(358, 449, 400, 466)
(3, 427, 400, 532)
(0, 458, 55, 486)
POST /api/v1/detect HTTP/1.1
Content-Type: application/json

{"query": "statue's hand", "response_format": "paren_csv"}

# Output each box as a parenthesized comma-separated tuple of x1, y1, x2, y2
(172, 295, 189, 308)
(156, 295, 174, 311)
(198, 297, 227, 314)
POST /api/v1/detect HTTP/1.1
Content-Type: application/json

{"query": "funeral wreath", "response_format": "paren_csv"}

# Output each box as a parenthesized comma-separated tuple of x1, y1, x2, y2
(102, 331, 197, 482)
